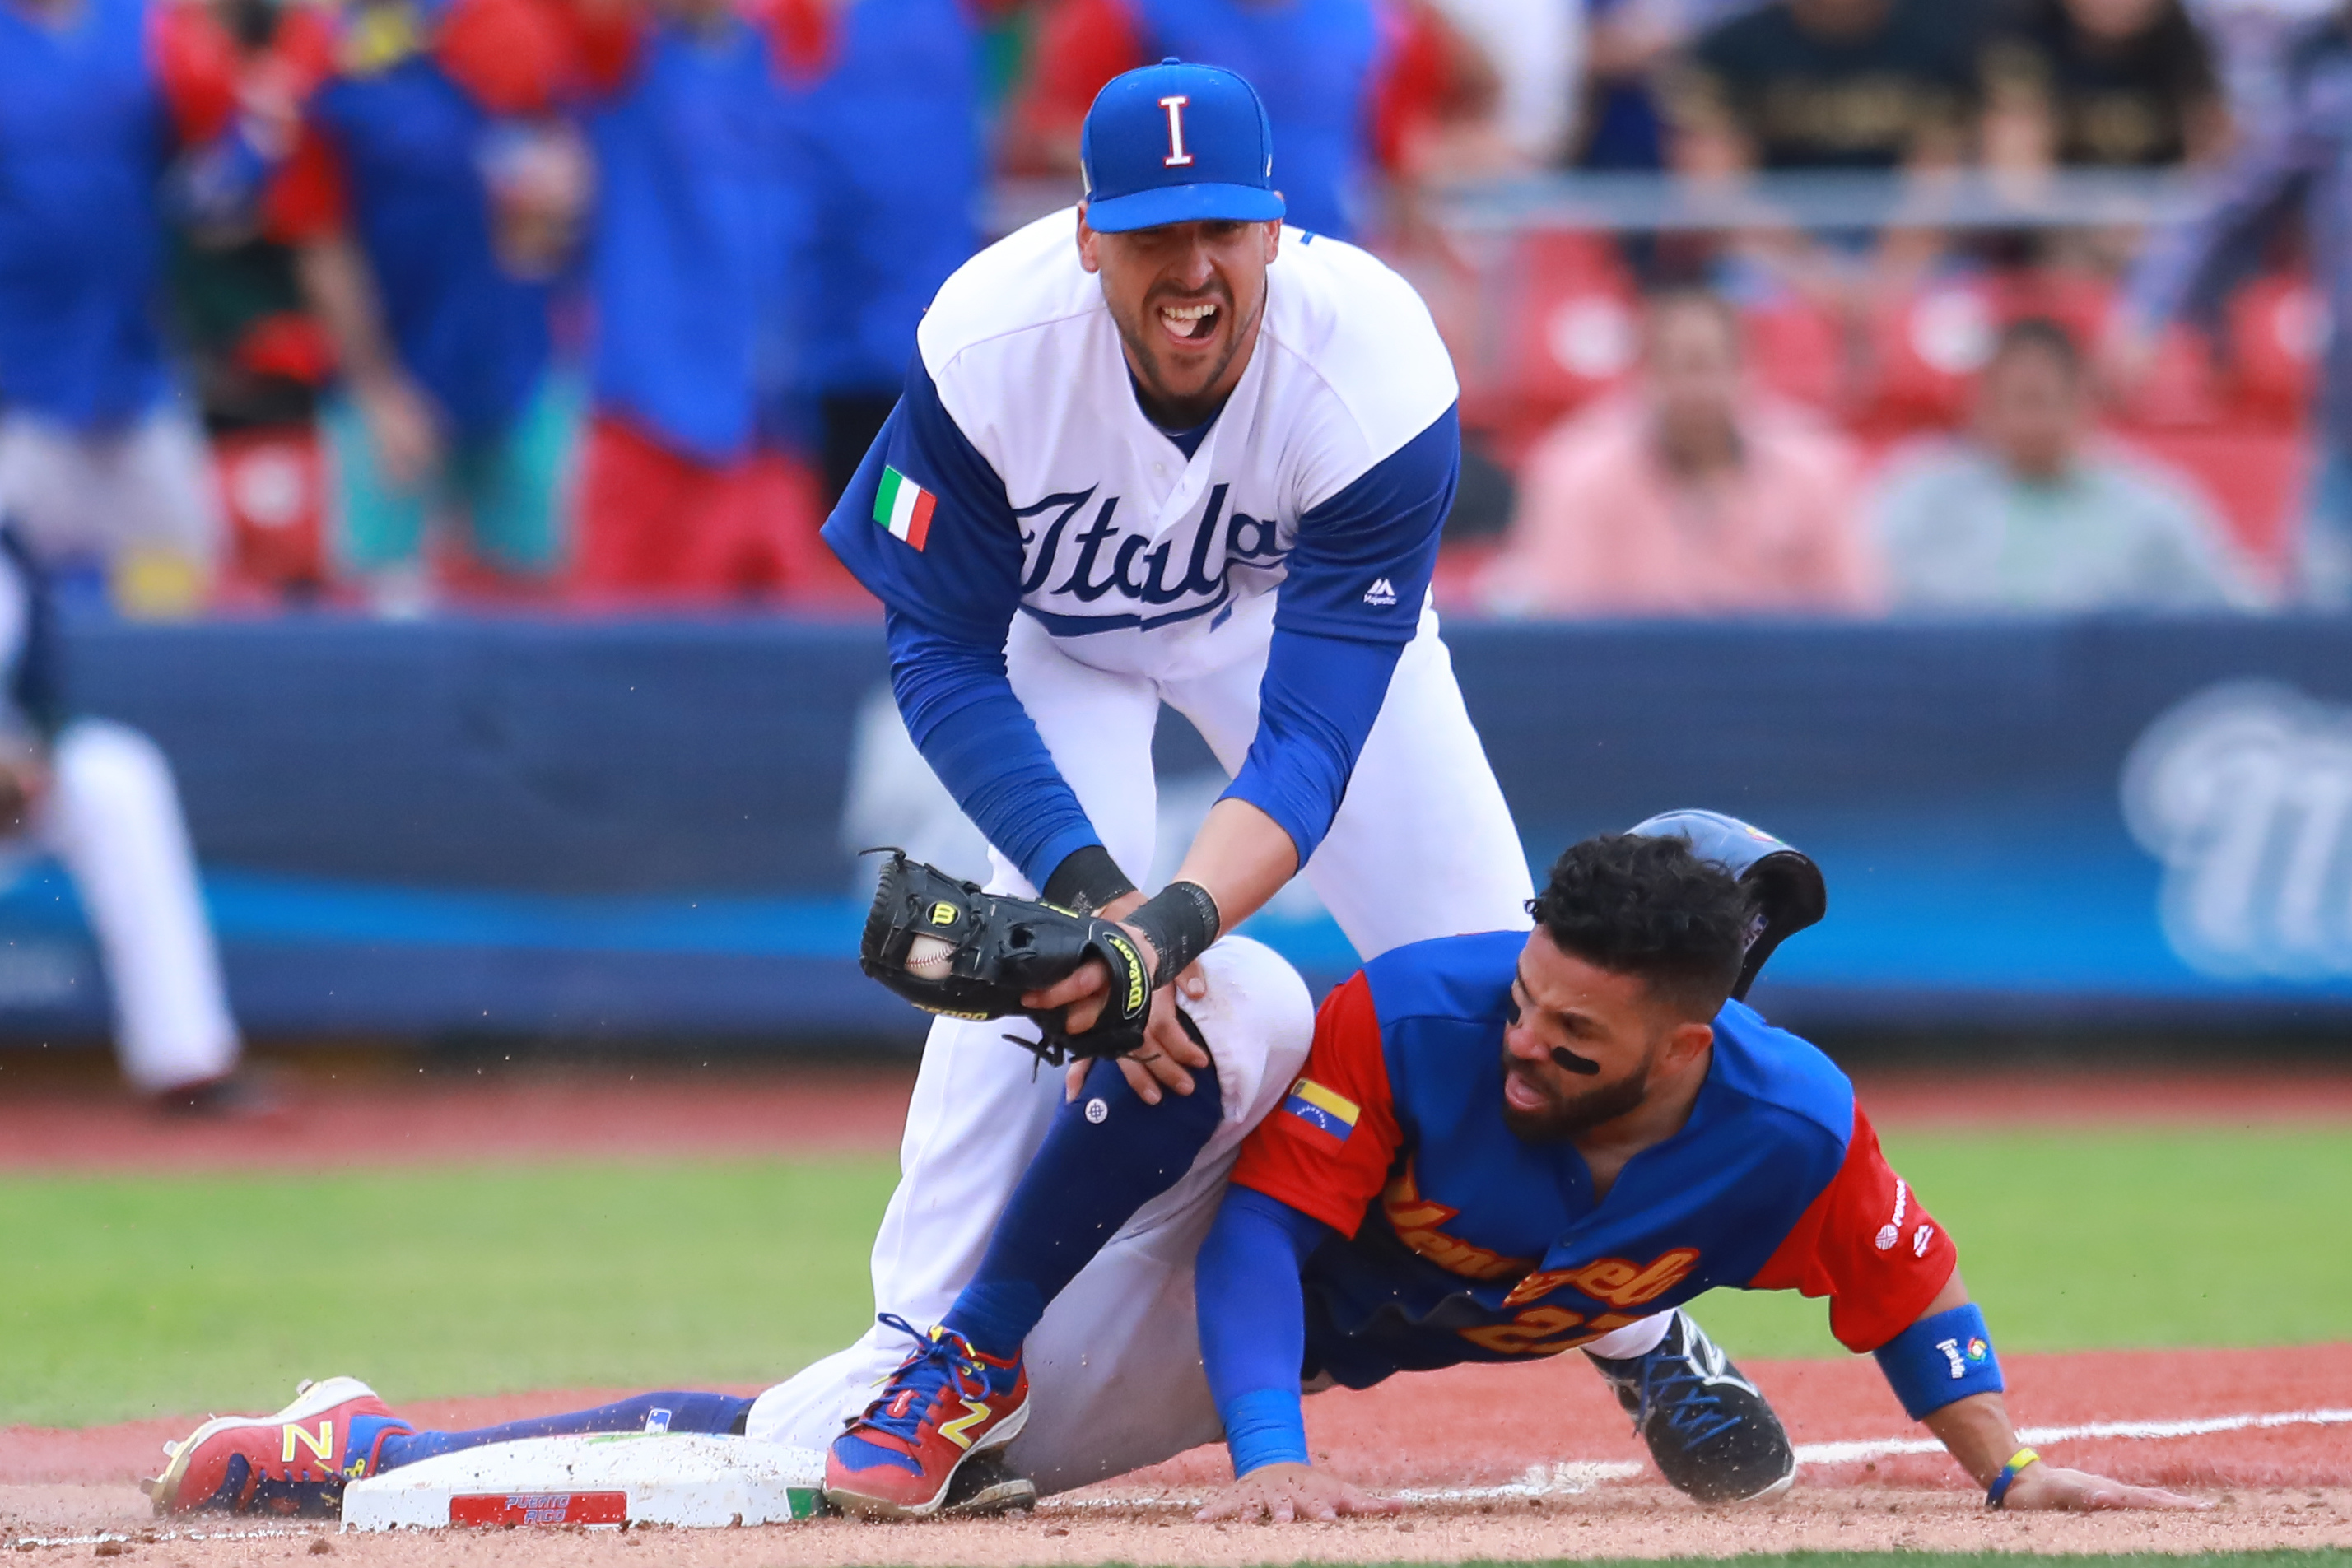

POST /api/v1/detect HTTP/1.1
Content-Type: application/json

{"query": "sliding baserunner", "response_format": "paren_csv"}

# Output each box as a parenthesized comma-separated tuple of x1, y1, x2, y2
(146, 818, 2197, 1521)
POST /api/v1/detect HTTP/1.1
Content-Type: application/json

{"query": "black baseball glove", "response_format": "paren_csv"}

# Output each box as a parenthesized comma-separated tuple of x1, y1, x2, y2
(858, 849, 1152, 1064)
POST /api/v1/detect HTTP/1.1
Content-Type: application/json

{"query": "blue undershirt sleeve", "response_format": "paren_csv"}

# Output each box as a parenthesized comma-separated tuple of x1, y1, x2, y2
(1197, 1185, 1331, 1477)
(884, 610, 1101, 890)
(1223, 407, 1458, 865)
(827, 353, 1109, 891)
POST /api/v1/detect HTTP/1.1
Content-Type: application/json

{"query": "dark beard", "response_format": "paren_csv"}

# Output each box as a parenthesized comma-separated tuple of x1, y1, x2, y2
(1498, 1052, 1653, 1145)
(1117, 285, 1260, 426)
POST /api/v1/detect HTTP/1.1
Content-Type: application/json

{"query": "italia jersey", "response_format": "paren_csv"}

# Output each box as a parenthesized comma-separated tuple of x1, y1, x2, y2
(1231, 931, 1958, 1389)
(821, 207, 1459, 666)
(819, 207, 1465, 887)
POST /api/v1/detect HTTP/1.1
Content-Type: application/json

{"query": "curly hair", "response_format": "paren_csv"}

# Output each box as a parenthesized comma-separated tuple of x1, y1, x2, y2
(1526, 834, 1750, 1021)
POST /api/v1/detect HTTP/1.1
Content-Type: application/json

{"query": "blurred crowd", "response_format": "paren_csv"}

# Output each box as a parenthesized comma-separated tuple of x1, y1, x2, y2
(2, 0, 2348, 619)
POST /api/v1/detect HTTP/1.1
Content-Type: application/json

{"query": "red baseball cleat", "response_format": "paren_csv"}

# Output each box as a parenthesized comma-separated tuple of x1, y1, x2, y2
(823, 1315, 1030, 1519)
(147, 1376, 413, 1517)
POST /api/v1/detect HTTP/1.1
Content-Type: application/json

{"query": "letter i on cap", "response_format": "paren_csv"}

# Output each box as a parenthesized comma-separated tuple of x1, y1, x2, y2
(1080, 58, 1285, 233)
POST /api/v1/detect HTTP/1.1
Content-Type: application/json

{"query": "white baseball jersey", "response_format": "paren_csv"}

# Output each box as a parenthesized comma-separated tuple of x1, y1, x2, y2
(822, 207, 1466, 893)
(756, 213, 1536, 1461)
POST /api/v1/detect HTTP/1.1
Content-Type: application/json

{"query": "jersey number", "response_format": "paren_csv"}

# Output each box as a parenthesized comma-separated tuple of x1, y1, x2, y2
(1457, 1308, 1641, 1358)
(1158, 95, 1194, 168)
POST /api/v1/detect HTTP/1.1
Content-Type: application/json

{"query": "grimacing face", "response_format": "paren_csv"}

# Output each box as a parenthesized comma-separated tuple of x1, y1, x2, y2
(1497, 928, 1706, 1145)
(1077, 214, 1280, 421)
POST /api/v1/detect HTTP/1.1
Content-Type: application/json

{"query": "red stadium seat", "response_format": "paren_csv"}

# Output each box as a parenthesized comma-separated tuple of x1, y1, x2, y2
(1740, 293, 1842, 412)
(2114, 425, 2307, 567)
(1862, 277, 2000, 430)
(212, 426, 326, 597)
(2106, 323, 2227, 430)
(1507, 232, 1641, 421)
(2227, 274, 2322, 426)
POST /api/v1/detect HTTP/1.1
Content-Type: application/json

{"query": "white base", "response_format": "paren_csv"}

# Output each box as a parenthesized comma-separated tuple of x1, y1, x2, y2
(339, 1435, 827, 1531)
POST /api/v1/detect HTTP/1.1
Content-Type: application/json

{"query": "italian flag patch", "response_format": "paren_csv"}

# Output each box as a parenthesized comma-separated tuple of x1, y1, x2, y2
(873, 466, 937, 551)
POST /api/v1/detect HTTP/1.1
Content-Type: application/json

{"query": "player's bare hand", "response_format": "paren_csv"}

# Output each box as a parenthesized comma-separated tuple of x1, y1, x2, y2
(1197, 1463, 1400, 1524)
(1065, 961, 1210, 1105)
(2000, 1463, 2208, 1512)
(353, 372, 442, 491)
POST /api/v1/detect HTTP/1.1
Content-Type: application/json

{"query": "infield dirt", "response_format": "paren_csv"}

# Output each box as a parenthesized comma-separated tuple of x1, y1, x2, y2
(7, 1342, 2349, 1561)
(7, 1063, 2349, 1562)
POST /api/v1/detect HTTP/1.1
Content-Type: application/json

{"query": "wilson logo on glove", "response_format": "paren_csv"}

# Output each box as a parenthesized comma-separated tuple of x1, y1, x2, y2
(857, 849, 1154, 1064)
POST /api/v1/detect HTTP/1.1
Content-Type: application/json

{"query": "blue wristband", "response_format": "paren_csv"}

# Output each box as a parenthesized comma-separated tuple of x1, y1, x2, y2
(1221, 1387, 1311, 1477)
(1873, 1303, 2005, 1421)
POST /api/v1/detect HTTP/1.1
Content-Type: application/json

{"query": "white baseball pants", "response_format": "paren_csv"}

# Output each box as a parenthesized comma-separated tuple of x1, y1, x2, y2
(744, 599, 1536, 1461)
(9, 720, 242, 1094)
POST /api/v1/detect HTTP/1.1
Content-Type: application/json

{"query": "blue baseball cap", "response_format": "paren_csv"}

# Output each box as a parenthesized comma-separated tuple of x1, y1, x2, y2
(1080, 59, 1285, 234)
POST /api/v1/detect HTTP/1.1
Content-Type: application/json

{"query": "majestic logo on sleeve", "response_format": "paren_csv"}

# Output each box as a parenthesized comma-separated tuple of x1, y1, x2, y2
(1015, 483, 1289, 633)
(1875, 1179, 1909, 1251)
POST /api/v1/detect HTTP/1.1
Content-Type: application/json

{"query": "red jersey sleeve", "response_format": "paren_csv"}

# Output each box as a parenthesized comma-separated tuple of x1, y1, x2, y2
(1748, 1106, 1959, 1352)
(561, 0, 647, 97)
(760, 0, 834, 86)
(1227, 971, 1402, 1237)
(263, 123, 347, 241)
(150, 0, 244, 145)
(434, 0, 580, 115)
(1014, 0, 1144, 145)
(1368, 1, 1446, 172)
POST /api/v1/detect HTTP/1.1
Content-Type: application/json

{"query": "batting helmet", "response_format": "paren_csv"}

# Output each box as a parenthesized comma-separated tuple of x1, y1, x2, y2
(1625, 809, 1827, 1003)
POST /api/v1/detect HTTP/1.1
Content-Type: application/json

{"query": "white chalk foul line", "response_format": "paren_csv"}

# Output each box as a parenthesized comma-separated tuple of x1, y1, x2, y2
(1051, 1405, 2352, 1511)
(1798, 1406, 2352, 1467)
(5, 1528, 310, 1549)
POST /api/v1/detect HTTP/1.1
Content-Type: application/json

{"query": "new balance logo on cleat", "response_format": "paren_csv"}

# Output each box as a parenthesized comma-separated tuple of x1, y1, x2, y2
(824, 1316, 1030, 1519)
(1363, 578, 1398, 607)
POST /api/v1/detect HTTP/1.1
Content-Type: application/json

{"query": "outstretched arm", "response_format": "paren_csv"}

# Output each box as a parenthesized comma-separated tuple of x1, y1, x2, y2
(1192, 1188, 1398, 1524)
(1028, 409, 1459, 1051)
(1888, 1271, 2205, 1512)
(1754, 1105, 2205, 1510)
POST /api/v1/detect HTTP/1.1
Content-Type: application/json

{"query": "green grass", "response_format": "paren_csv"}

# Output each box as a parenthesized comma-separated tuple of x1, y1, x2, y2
(1274, 1558, 2352, 1568)
(1684, 1124, 2352, 1361)
(3, 1123, 2348, 1430)
(0, 1157, 897, 1427)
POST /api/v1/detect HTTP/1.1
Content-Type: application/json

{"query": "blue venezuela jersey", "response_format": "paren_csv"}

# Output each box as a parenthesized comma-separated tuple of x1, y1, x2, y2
(1230, 930, 1955, 1389)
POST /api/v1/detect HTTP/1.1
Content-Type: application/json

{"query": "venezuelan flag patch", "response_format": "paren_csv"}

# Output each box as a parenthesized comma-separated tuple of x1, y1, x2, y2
(1281, 1077, 1359, 1142)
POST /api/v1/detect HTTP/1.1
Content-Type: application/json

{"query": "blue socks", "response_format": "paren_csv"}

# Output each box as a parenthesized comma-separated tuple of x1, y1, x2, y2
(374, 1392, 755, 1474)
(940, 1050, 1223, 1362)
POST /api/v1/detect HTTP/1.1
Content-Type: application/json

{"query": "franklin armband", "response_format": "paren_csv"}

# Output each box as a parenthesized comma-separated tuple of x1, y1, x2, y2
(1872, 1303, 2004, 1421)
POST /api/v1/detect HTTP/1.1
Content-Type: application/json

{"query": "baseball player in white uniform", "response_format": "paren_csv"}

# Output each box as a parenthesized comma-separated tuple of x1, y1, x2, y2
(0, 528, 247, 1105)
(741, 58, 1773, 1510)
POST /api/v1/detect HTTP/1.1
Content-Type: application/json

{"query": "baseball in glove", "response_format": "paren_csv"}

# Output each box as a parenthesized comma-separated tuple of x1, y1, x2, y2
(858, 849, 1153, 1064)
